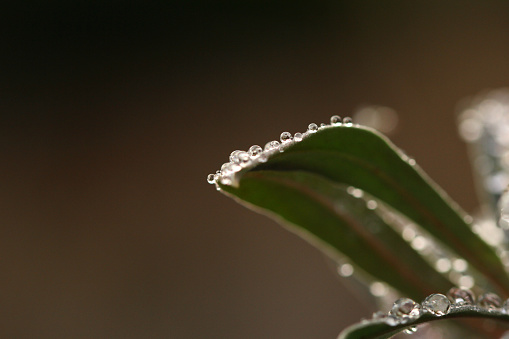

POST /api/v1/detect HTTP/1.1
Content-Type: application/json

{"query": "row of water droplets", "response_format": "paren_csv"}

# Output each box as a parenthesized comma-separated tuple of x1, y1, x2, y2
(206, 115, 353, 188)
(370, 287, 509, 334)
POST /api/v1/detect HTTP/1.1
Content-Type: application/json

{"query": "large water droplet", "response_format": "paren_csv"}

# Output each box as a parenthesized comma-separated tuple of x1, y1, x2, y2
(248, 145, 263, 158)
(330, 115, 342, 125)
(447, 287, 475, 305)
(207, 173, 216, 184)
(280, 132, 293, 143)
(264, 140, 280, 151)
(478, 292, 502, 310)
(343, 117, 353, 126)
(294, 132, 303, 142)
(389, 298, 422, 323)
(422, 293, 450, 316)
(308, 123, 318, 133)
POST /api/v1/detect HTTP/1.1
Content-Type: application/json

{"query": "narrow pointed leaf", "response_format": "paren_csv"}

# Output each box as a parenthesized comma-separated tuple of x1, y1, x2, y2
(338, 305, 509, 339)
(221, 170, 452, 300)
(220, 125, 509, 295)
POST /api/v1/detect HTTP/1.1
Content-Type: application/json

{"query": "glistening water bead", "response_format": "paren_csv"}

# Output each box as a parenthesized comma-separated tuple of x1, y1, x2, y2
(230, 150, 241, 163)
(343, 117, 353, 125)
(307, 123, 318, 133)
(389, 298, 422, 323)
(280, 132, 292, 143)
(237, 151, 250, 165)
(478, 292, 502, 310)
(330, 115, 342, 125)
(446, 287, 475, 305)
(207, 173, 216, 184)
(294, 132, 303, 142)
(422, 294, 450, 316)
(248, 145, 263, 157)
(264, 140, 280, 151)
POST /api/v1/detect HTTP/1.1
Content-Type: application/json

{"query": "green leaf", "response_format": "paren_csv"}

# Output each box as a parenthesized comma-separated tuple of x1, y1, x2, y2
(217, 125, 509, 295)
(338, 305, 509, 339)
(221, 170, 452, 300)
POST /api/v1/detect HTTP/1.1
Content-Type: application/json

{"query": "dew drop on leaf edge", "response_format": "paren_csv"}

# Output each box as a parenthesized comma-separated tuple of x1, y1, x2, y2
(280, 131, 293, 143)
(330, 115, 342, 125)
(422, 293, 450, 316)
(308, 123, 318, 133)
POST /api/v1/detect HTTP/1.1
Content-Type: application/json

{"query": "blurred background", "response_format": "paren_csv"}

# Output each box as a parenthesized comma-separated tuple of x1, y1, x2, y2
(3, 1, 509, 338)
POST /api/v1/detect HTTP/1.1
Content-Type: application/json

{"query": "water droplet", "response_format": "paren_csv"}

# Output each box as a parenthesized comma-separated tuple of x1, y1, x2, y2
(408, 158, 416, 166)
(258, 153, 268, 162)
(221, 162, 233, 176)
(402, 227, 416, 242)
(294, 132, 303, 142)
(411, 236, 428, 251)
(248, 145, 263, 158)
(389, 298, 422, 323)
(463, 215, 473, 224)
(478, 292, 502, 310)
(351, 188, 363, 198)
(330, 115, 342, 125)
(452, 259, 468, 272)
(220, 176, 232, 185)
(458, 275, 475, 289)
(366, 200, 378, 210)
(264, 140, 280, 151)
(229, 150, 241, 163)
(207, 173, 216, 184)
(370, 281, 387, 297)
(338, 263, 354, 277)
(237, 151, 250, 166)
(447, 287, 475, 305)
(404, 326, 417, 334)
(308, 123, 318, 133)
(502, 299, 509, 314)
(343, 117, 353, 126)
(280, 132, 293, 143)
(422, 294, 451, 316)
(435, 258, 451, 273)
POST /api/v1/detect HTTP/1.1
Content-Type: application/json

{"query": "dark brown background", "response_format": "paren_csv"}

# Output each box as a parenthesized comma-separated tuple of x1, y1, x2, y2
(2, 1, 509, 338)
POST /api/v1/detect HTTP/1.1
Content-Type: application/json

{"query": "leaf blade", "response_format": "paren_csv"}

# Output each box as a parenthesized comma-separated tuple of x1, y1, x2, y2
(338, 306, 509, 339)
(245, 125, 509, 295)
(221, 170, 452, 300)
